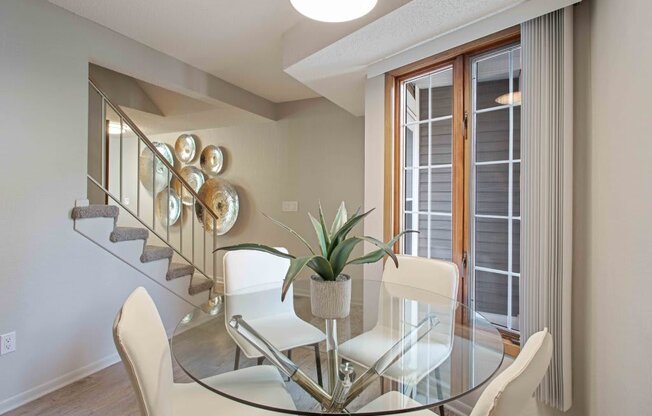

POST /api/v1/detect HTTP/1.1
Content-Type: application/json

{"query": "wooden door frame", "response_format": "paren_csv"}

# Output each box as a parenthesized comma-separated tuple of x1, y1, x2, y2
(384, 26, 522, 355)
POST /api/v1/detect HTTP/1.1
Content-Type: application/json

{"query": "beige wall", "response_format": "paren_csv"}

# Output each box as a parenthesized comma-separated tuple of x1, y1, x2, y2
(142, 98, 365, 298)
(565, 0, 652, 414)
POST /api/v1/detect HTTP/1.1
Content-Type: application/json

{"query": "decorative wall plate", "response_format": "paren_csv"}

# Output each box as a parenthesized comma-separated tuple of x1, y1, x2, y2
(175, 134, 197, 163)
(172, 166, 205, 206)
(200, 145, 224, 176)
(156, 187, 182, 227)
(195, 178, 239, 235)
(139, 142, 174, 193)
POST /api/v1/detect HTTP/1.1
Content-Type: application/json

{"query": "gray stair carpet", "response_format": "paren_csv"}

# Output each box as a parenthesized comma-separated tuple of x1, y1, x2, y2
(189, 275, 214, 296)
(110, 227, 149, 242)
(71, 205, 119, 221)
(166, 262, 194, 280)
(73, 203, 214, 296)
(140, 245, 174, 263)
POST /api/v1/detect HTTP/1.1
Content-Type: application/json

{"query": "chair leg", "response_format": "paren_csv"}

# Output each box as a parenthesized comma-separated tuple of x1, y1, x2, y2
(287, 349, 292, 360)
(380, 376, 385, 394)
(434, 367, 444, 399)
(257, 356, 264, 365)
(234, 346, 241, 371)
(314, 344, 323, 387)
(438, 405, 446, 415)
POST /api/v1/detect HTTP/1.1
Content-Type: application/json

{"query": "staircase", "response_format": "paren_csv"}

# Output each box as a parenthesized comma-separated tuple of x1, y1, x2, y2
(72, 79, 223, 308)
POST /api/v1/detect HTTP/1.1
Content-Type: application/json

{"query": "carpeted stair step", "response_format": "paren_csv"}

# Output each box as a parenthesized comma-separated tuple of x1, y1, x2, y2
(110, 227, 149, 242)
(166, 262, 194, 281)
(71, 205, 119, 221)
(189, 275, 214, 295)
(140, 245, 174, 263)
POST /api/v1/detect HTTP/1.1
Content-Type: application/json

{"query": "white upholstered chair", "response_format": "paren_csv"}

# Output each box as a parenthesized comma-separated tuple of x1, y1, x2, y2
(223, 248, 326, 385)
(338, 256, 459, 384)
(113, 287, 296, 416)
(357, 329, 554, 416)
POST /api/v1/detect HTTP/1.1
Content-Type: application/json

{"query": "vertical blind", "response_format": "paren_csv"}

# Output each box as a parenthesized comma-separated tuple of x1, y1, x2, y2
(521, 7, 573, 411)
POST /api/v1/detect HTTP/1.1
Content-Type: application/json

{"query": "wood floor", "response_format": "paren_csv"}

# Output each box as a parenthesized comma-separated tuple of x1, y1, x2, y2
(4, 297, 358, 416)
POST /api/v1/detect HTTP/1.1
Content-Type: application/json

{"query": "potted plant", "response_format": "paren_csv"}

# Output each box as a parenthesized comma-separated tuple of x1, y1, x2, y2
(215, 202, 415, 319)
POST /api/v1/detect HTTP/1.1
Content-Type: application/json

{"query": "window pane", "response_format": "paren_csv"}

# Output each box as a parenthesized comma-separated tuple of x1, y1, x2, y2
(429, 68, 453, 119)
(405, 76, 430, 123)
(513, 219, 520, 274)
(404, 213, 415, 255)
(430, 119, 452, 165)
(476, 163, 508, 216)
(404, 169, 413, 211)
(430, 168, 452, 213)
(513, 162, 521, 217)
(475, 270, 508, 318)
(417, 169, 428, 212)
(511, 276, 520, 331)
(513, 106, 521, 160)
(476, 109, 510, 162)
(475, 218, 508, 271)
(404, 126, 415, 168)
(430, 215, 452, 260)
(418, 123, 429, 166)
(417, 214, 428, 257)
(476, 52, 510, 110)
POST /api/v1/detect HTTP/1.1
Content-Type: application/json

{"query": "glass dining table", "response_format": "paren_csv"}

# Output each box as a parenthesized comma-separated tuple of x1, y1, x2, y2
(171, 279, 504, 415)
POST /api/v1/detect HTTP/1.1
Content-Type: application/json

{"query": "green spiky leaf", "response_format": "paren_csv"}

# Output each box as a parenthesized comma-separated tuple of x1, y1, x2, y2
(281, 255, 334, 301)
(213, 243, 294, 259)
(261, 212, 315, 255)
(330, 201, 348, 236)
(309, 213, 328, 257)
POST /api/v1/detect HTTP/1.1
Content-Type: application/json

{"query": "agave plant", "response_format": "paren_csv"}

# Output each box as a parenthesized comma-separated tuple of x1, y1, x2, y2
(215, 202, 415, 301)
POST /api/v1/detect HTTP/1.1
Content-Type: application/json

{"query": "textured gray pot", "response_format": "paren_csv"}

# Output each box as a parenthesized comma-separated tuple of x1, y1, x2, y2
(310, 274, 352, 319)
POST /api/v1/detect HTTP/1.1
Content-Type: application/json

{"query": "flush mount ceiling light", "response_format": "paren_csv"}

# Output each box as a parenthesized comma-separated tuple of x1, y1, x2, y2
(495, 91, 522, 105)
(290, 0, 377, 23)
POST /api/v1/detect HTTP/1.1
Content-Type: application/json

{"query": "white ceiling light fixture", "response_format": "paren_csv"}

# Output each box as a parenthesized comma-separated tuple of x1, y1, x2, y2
(290, 0, 378, 23)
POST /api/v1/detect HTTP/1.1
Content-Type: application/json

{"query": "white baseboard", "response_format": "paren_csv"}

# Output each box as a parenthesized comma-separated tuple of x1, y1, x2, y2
(0, 352, 121, 415)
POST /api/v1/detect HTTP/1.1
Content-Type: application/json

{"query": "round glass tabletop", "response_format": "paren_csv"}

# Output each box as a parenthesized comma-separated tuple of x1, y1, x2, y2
(171, 280, 504, 415)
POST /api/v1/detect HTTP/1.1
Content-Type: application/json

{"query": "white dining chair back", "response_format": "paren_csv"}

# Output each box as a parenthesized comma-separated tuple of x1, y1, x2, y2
(470, 329, 553, 416)
(383, 255, 459, 300)
(113, 287, 173, 416)
(223, 248, 293, 319)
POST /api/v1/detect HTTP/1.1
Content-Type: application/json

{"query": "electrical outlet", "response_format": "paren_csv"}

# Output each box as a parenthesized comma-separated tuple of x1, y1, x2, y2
(0, 332, 16, 355)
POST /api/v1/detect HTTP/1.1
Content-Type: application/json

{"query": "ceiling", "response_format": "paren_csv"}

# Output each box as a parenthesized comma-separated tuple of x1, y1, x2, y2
(50, 0, 322, 103)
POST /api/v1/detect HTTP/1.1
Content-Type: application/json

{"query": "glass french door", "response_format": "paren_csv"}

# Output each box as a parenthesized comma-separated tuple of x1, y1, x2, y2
(397, 57, 465, 284)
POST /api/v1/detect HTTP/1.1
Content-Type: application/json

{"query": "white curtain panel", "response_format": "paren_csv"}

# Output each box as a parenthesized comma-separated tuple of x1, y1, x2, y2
(520, 7, 573, 412)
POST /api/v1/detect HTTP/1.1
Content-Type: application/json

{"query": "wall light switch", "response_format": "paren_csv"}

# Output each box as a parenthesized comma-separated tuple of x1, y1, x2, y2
(1, 332, 16, 355)
(282, 201, 299, 212)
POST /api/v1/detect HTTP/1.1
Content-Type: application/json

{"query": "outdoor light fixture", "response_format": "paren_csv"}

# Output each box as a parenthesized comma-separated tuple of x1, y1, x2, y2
(290, 0, 377, 23)
(495, 91, 522, 105)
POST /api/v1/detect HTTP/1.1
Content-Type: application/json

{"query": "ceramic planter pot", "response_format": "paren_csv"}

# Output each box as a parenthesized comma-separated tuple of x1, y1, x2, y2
(310, 274, 352, 319)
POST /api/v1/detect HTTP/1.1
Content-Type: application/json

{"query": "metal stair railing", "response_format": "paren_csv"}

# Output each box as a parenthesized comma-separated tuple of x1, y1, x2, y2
(87, 78, 220, 288)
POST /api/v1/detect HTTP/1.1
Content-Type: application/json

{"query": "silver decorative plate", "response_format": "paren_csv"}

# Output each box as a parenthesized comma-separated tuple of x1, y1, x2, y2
(195, 178, 239, 235)
(175, 134, 197, 163)
(139, 142, 174, 193)
(156, 187, 182, 227)
(172, 166, 205, 206)
(200, 145, 224, 176)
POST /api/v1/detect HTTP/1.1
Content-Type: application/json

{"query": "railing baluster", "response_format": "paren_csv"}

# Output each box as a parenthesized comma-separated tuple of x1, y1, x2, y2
(213, 226, 217, 280)
(166, 169, 170, 242)
(203, 216, 207, 273)
(101, 99, 106, 190)
(137, 139, 141, 217)
(152, 144, 156, 232)
(119, 117, 123, 203)
(192, 196, 195, 265)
